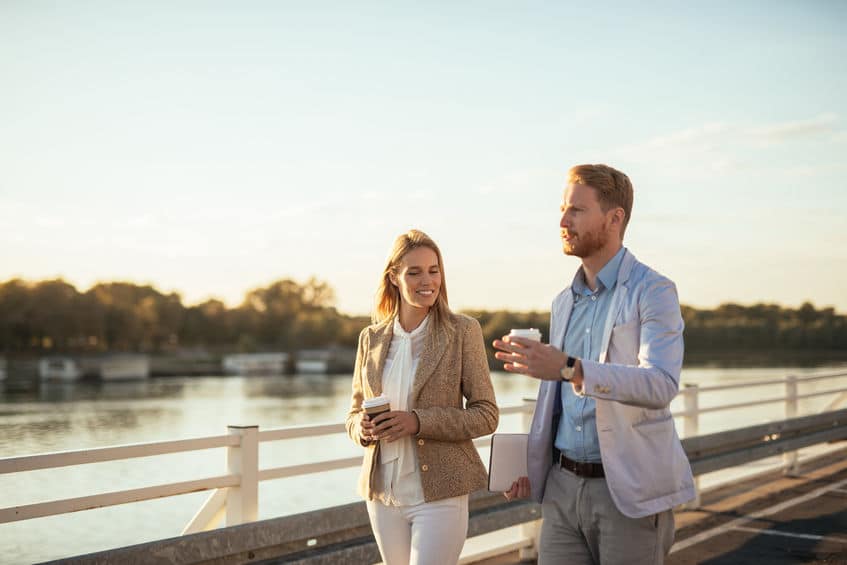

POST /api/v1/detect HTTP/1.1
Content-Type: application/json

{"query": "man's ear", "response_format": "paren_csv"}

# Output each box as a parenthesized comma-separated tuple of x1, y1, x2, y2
(610, 207, 625, 227)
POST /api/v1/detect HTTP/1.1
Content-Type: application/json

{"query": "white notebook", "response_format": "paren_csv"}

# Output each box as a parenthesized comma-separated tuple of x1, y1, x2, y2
(487, 433, 528, 492)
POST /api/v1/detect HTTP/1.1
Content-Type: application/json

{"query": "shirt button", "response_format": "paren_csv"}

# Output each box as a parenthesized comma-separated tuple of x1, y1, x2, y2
(591, 296, 597, 301)
(421, 464, 429, 472)
(417, 439, 425, 446)
(575, 426, 582, 432)
(585, 328, 590, 333)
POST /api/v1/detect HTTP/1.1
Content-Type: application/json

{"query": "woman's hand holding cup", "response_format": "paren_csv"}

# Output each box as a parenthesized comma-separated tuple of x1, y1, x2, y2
(371, 410, 420, 442)
(361, 396, 390, 444)
(359, 413, 377, 443)
(361, 395, 420, 442)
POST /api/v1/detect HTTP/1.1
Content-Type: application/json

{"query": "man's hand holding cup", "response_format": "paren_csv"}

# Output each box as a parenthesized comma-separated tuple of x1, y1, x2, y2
(493, 328, 577, 382)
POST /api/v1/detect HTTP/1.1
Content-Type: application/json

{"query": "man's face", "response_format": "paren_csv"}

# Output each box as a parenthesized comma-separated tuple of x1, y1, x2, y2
(559, 183, 612, 258)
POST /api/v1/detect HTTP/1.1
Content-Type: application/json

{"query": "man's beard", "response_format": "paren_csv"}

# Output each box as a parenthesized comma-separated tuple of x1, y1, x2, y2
(562, 222, 610, 258)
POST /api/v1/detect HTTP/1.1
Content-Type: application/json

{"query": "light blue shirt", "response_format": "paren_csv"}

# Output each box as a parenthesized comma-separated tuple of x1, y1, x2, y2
(554, 247, 626, 463)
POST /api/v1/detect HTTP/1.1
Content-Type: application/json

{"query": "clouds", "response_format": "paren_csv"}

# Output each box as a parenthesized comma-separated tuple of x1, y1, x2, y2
(621, 113, 840, 154)
(749, 113, 839, 142)
(607, 113, 844, 181)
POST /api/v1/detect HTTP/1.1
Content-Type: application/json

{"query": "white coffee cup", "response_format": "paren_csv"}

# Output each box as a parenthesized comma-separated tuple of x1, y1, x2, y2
(362, 395, 391, 417)
(509, 328, 542, 342)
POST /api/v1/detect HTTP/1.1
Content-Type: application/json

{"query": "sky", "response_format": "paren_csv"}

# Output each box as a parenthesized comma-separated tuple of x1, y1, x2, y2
(1, 1, 846, 316)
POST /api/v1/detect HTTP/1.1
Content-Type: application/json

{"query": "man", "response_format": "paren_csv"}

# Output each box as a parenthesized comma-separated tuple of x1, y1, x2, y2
(493, 164, 694, 564)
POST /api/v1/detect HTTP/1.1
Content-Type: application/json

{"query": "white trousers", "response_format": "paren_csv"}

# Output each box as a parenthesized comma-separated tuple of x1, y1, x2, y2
(366, 495, 469, 565)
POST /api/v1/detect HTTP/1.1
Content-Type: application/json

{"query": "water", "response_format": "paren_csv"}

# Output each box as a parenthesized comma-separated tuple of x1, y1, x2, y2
(1, 365, 846, 564)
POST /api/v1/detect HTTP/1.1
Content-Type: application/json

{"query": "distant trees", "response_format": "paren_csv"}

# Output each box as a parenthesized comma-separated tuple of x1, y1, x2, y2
(681, 302, 847, 352)
(0, 278, 845, 359)
(0, 277, 367, 355)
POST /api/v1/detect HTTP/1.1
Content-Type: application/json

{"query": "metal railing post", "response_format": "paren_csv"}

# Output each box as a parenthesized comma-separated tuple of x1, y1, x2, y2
(519, 397, 540, 561)
(226, 425, 259, 526)
(783, 376, 799, 475)
(683, 384, 701, 508)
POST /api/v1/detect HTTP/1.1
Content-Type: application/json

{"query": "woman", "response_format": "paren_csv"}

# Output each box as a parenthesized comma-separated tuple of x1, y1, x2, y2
(345, 229, 499, 565)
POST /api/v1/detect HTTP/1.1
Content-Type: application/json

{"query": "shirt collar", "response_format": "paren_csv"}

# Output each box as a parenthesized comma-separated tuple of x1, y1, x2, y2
(572, 247, 627, 297)
(392, 312, 430, 338)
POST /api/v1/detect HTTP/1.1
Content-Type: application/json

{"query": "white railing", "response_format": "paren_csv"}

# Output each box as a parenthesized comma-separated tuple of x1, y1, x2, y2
(677, 370, 847, 506)
(1, 370, 845, 537)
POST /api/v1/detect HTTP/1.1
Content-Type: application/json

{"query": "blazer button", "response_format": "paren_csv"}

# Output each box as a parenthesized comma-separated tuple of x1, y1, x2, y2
(417, 439, 425, 446)
(421, 464, 429, 472)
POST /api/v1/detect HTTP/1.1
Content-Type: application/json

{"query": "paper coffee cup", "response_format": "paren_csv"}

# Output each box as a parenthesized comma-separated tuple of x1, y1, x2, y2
(362, 395, 391, 417)
(509, 328, 542, 342)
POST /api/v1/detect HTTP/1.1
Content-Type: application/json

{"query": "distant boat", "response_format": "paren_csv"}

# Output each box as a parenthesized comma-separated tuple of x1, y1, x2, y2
(98, 355, 151, 381)
(295, 347, 356, 374)
(222, 353, 289, 376)
(39, 357, 83, 382)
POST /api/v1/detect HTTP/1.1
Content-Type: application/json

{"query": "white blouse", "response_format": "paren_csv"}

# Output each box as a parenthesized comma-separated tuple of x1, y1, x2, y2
(374, 314, 428, 506)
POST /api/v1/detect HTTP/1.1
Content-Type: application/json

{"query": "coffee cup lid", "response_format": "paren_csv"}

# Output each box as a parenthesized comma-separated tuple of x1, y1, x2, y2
(363, 395, 390, 408)
(509, 328, 541, 337)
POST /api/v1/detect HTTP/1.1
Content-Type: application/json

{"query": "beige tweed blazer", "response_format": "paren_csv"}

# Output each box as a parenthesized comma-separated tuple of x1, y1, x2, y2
(345, 313, 499, 503)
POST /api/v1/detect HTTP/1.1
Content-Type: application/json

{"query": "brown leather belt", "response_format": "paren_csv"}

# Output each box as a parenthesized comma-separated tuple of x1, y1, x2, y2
(558, 453, 605, 478)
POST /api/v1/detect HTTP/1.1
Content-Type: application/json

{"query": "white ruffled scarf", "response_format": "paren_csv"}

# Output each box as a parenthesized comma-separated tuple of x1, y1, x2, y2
(379, 314, 428, 477)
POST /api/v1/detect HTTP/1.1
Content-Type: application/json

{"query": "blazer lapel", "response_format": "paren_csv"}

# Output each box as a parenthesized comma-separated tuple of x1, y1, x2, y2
(551, 292, 573, 423)
(599, 285, 627, 363)
(598, 250, 634, 363)
(367, 323, 393, 396)
(411, 319, 448, 401)
(552, 291, 574, 351)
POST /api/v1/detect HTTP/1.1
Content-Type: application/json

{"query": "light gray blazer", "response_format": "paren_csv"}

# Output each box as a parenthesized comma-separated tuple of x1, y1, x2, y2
(527, 249, 695, 518)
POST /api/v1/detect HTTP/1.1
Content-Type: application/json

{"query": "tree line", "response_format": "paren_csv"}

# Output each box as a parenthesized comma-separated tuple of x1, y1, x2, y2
(1, 278, 845, 363)
(0, 278, 367, 355)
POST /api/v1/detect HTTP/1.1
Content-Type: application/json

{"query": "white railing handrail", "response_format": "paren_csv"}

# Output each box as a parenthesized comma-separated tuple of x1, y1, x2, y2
(692, 370, 847, 393)
(256, 405, 530, 443)
(674, 386, 847, 417)
(0, 412, 528, 479)
(0, 434, 239, 475)
(258, 423, 345, 442)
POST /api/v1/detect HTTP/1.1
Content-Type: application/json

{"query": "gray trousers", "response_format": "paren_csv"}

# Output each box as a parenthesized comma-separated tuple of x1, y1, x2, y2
(539, 464, 675, 565)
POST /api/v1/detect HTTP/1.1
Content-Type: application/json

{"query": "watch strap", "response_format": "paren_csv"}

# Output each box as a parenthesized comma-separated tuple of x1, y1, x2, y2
(559, 356, 577, 381)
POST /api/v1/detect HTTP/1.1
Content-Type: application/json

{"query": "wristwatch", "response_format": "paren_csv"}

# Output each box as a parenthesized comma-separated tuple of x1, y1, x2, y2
(559, 356, 577, 382)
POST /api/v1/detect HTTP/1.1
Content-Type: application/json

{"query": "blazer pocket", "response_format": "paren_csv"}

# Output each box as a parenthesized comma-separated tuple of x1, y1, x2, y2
(459, 442, 483, 466)
(611, 319, 639, 335)
(609, 320, 640, 362)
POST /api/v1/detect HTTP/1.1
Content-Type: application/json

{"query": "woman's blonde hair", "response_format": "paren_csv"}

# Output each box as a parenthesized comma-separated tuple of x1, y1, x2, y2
(373, 229, 453, 332)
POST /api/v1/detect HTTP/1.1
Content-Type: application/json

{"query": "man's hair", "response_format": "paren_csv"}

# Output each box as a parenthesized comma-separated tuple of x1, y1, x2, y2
(568, 164, 634, 238)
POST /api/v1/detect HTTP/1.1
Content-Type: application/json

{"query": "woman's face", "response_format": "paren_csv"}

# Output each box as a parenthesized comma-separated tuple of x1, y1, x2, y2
(391, 246, 441, 311)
